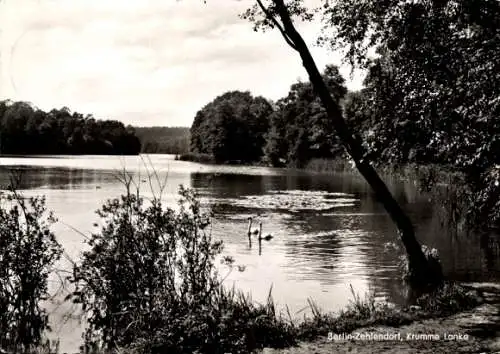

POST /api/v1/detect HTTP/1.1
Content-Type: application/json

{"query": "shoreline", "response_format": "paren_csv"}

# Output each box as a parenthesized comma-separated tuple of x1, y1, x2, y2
(262, 283, 500, 354)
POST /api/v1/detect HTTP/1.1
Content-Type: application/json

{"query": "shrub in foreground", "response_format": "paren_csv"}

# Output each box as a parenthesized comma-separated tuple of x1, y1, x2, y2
(125, 286, 296, 354)
(70, 185, 295, 353)
(0, 190, 62, 353)
(416, 282, 482, 316)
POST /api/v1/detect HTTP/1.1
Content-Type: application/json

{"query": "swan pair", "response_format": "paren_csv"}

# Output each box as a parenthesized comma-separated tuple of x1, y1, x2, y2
(247, 217, 273, 241)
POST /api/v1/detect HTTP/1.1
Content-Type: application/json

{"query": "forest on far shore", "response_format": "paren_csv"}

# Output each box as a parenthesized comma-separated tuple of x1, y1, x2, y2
(0, 100, 141, 155)
(134, 126, 190, 154)
(0, 99, 192, 156)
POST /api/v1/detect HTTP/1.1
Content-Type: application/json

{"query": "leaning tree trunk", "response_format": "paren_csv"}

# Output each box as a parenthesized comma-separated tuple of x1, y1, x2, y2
(269, 0, 442, 286)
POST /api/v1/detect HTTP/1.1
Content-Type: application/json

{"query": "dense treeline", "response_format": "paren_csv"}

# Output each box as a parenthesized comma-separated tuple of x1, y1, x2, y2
(0, 100, 141, 155)
(134, 126, 190, 154)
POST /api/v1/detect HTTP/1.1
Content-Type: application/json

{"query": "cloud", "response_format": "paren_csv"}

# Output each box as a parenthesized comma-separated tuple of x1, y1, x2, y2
(0, 0, 365, 127)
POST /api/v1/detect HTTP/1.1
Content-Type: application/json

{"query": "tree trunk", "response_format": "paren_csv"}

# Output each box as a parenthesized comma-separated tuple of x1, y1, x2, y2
(272, 0, 442, 286)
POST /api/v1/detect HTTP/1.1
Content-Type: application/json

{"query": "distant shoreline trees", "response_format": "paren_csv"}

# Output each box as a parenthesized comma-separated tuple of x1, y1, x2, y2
(134, 126, 190, 154)
(0, 100, 141, 155)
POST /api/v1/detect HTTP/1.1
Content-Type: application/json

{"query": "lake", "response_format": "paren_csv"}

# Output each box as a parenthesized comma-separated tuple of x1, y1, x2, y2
(0, 154, 499, 353)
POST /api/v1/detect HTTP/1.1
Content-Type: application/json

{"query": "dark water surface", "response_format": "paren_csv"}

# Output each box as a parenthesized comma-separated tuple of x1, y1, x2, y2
(1, 154, 499, 352)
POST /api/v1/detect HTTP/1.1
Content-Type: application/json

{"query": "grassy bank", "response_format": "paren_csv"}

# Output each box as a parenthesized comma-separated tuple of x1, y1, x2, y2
(282, 282, 481, 343)
(174, 155, 357, 174)
(0, 280, 487, 354)
(175, 154, 353, 171)
(264, 284, 500, 354)
(89, 282, 484, 354)
(301, 158, 468, 184)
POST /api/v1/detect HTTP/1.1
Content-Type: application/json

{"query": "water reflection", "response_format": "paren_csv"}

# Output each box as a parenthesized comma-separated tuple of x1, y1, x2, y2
(0, 166, 116, 190)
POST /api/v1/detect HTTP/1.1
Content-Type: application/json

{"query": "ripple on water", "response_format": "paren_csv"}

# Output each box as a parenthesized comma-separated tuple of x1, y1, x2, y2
(208, 189, 359, 213)
(282, 228, 379, 285)
(215, 212, 296, 221)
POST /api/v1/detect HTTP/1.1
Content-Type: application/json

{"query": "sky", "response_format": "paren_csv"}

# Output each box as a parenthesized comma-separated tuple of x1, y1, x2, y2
(0, 0, 365, 127)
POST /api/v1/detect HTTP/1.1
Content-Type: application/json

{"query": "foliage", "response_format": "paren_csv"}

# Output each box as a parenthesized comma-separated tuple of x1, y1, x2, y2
(0, 185, 62, 352)
(0, 100, 141, 155)
(190, 91, 273, 164)
(69, 183, 295, 353)
(240, 0, 315, 34)
(341, 90, 373, 143)
(328, 0, 500, 229)
(416, 282, 482, 316)
(134, 126, 190, 154)
(264, 65, 348, 168)
(399, 245, 442, 284)
(70, 185, 216, 351)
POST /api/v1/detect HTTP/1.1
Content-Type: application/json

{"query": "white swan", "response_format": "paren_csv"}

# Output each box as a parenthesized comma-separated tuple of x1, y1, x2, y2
(247, 217, 260, 235)
(258, 222, 273, 241)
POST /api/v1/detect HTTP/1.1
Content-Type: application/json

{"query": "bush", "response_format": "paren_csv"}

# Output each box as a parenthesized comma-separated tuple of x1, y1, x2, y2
(416, 282, 482, 316)
(0, 189, 62, 352)
(70, 185, 218, 351)
(70, 184, 295, 353)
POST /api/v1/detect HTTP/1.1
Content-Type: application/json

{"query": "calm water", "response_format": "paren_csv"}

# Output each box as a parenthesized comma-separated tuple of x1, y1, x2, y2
(0, 154, 499, 352)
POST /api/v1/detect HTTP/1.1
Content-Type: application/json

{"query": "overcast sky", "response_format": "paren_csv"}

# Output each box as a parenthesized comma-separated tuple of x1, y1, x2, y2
(0, 0, 365, 127)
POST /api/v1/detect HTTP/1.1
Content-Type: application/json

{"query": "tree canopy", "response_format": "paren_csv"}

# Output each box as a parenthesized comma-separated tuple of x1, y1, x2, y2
(0, 100, 141, 155)
(326, 0, 500, 166)
(327, 0, 500, 229)
(190, 91, 273, 163)
(264, 64, 348, 167)
(188, 66, 350, 168)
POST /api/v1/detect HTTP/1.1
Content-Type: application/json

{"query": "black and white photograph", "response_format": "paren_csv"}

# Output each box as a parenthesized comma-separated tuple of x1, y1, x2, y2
(0, 1, 499, 353)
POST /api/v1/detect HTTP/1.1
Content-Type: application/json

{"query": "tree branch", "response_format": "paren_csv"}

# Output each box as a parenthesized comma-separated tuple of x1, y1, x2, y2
(256, 0, 298, 51)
